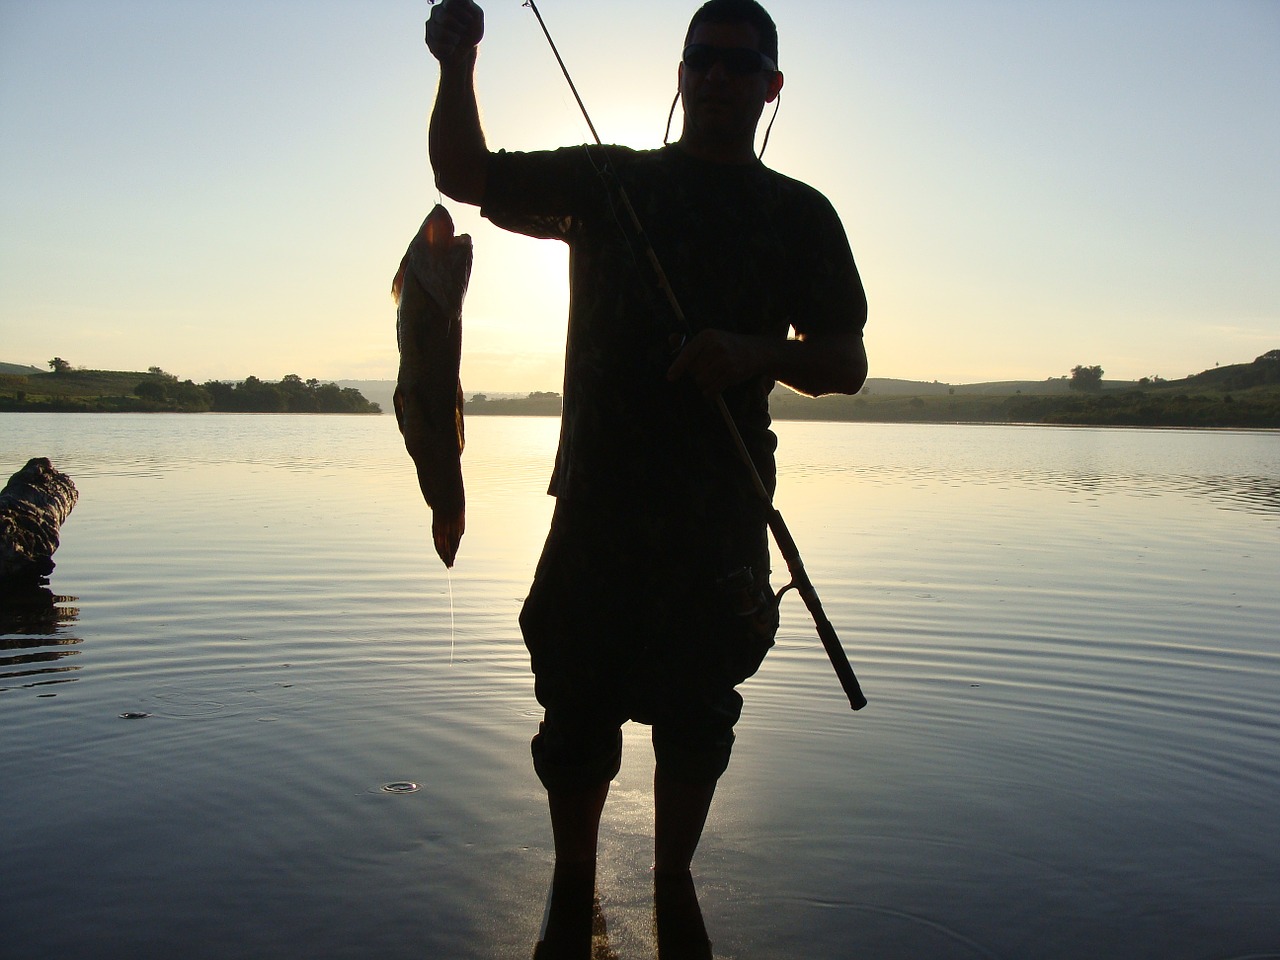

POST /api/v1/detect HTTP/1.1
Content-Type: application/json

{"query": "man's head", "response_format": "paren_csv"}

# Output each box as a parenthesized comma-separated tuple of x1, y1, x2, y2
(676, 0, 783, 162)
(683, 0, 778, 68)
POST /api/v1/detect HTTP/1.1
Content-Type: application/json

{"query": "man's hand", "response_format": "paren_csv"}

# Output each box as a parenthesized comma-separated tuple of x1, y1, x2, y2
(667, 330, 765, 396)
(426, 0, 485, 65)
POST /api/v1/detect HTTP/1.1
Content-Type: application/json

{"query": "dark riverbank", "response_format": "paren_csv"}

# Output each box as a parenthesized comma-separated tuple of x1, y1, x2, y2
(460, 353, 1280, 429)
(4, 353, 1276, 427)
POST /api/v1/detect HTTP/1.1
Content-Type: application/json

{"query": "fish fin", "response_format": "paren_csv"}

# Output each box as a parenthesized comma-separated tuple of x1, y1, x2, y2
(455, 381, 465, 454)
(392, 385, 407, 436)
(391, 250, 410, 305)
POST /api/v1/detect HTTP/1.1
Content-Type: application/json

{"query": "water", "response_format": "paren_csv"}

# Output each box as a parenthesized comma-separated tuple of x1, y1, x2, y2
(2, 413, 1278, 959)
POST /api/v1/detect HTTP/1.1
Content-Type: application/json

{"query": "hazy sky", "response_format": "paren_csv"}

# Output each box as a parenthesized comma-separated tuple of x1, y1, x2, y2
(2, 0, 1277, 390)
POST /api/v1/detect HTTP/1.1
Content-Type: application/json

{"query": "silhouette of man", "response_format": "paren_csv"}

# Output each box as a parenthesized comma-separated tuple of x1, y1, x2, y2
(424, 0, 867, 924)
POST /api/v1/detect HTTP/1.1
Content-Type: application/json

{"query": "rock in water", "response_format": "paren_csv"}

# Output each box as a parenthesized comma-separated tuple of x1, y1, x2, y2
(0, 458, 78, 584)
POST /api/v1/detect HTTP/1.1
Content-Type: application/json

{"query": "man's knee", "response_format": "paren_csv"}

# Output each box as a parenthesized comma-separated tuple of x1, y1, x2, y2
(532, 717, 623, 792)
(651, 690, 742, 783)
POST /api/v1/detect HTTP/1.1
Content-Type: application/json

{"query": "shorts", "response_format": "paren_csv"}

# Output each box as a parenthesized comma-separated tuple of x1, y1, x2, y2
(519, 498, 778, 790)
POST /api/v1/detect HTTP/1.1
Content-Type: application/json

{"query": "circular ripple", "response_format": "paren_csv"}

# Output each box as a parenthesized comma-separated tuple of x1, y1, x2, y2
(380, 781, 421, 794)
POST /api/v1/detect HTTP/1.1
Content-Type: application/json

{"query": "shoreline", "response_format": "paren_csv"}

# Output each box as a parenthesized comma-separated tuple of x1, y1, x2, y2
(3, 407, 1276, 432)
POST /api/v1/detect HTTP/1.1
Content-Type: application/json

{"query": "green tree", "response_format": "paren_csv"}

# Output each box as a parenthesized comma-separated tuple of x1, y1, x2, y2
(236, 375, 286, 412)
(170, 380, 212, 411)
(134, 379, 169, 402)
(198, 374, 376, 413)
(48, 357, 71, 373)
(1069, 364, 1104, 392)
(279, 373, 320, 412)
(202, 380, 235, 408)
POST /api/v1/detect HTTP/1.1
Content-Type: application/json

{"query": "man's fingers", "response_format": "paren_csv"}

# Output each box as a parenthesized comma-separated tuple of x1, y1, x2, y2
(667, 340, 693, 381)
(425, 0, 484, 58)
(667, 337, 727, 395)
(667, 330, 762, 395)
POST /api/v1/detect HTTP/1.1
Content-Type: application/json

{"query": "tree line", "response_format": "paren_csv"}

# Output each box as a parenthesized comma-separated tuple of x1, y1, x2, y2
(138, 370, 380, 413)
(6, 362, 380, 413)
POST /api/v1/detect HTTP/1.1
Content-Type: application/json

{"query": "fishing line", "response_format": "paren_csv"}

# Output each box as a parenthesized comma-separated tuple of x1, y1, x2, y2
(522, 0, 601, 144)
(522, 0, 772, 502)
(447, 565, 456, 664)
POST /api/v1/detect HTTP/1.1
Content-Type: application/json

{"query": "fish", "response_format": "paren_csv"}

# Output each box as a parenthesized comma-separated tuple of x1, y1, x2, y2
(391, 204, 473, 567)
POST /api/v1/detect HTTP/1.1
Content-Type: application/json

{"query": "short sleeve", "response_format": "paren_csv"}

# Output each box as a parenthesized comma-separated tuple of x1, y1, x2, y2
(481, 146, 619, 243)
(786, 189, 867, 341)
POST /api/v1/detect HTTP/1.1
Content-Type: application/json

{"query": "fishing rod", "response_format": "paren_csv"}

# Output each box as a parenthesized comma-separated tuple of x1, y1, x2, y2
(522, 0, 867, 710)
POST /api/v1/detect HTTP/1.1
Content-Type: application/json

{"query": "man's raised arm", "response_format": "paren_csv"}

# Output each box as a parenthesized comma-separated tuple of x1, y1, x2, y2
(425, 0, 489, 205)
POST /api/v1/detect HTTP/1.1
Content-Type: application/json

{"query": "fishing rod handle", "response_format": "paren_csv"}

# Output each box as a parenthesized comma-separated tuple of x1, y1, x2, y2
(802, 583, 869, 710)
(768, 509, 868, 710)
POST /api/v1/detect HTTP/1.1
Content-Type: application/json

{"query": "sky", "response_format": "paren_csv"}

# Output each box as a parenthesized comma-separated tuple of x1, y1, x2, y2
(1, 0, 1277, 391)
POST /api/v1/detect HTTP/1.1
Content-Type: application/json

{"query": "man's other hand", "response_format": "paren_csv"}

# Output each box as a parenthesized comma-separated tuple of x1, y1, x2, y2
(667, 330, 764, 396)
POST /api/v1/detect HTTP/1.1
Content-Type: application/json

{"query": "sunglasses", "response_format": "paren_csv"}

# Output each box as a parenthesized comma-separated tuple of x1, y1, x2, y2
(682, 43, 777, 75)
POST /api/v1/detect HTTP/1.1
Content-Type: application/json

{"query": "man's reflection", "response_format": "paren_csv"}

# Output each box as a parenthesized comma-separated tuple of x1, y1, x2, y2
(533, 869, 712, 960)
(534, 872, 606, 960)
(654, 871, 713, 959)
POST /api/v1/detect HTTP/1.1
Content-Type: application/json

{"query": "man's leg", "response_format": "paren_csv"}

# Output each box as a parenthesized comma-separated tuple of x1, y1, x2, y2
(650, 683, 739, 875)
(653, 766, 717, 875)
(532, 712, 623, 878)
(548, 780, 610, 879)
(535, 764, 612, 956)
(538, 783, 609, 958)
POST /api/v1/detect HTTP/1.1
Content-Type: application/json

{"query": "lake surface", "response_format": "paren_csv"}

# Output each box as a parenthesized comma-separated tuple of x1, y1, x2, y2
(2, 413, 1278, 959)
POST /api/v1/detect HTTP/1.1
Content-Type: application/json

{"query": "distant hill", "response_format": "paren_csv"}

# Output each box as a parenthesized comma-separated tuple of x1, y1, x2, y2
(342, 376, 1090, 406)
(1177, 350, 1280, 391)
(337, 380, 396, 413)
(0, 361, 45, 376)
(770, 352, 1280, 427)
(859, 377, 1083, 397)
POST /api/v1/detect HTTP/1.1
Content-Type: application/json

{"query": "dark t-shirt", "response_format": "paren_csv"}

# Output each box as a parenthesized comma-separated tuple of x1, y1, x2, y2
(482, 143, 865, 563)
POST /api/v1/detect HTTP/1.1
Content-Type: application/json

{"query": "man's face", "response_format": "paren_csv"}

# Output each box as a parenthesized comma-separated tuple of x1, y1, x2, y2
(679, 21, 783, 148)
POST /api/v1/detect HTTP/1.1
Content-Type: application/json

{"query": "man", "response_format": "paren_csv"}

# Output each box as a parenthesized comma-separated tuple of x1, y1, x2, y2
(425, 0, 867, 894)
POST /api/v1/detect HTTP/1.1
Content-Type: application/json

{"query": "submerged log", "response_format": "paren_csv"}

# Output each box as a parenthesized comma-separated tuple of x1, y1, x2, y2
(0, 458, 78, 585)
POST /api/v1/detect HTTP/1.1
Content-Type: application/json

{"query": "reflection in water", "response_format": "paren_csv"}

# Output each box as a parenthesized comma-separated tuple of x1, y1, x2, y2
(0, 585, 81, 691)
(533, 871, 712, 960)
(1192, 473, 1280, 517)
(534, 874, 614, 960)
(653, 871, 713, 960)
(777, 422, 1280, 522)
(1042, 471, 1280, 518)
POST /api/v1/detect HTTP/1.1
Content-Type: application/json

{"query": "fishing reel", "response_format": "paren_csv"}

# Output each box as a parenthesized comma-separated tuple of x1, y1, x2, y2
(716, 565, 785, 627)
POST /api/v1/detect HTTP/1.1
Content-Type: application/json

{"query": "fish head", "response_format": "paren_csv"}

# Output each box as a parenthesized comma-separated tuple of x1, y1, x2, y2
(392, 206, 471, 306)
